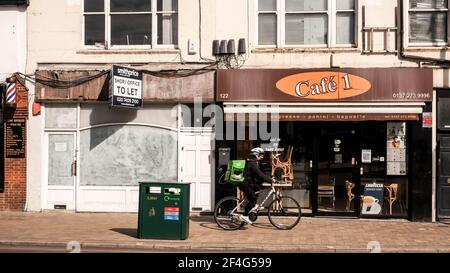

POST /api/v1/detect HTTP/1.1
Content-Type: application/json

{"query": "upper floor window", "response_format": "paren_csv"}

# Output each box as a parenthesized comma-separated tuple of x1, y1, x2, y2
(83, 0, 178, 48)
(408, 0, 448, 45)
(257, 0, 356, 47)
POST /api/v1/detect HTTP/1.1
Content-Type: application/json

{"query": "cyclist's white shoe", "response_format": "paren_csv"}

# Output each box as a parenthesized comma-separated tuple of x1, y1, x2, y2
(249, 204, 259, 213)
(239, 215, 253, 225)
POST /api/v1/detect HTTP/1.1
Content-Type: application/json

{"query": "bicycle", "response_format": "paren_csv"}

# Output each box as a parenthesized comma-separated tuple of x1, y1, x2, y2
(214, 182, 301, 230)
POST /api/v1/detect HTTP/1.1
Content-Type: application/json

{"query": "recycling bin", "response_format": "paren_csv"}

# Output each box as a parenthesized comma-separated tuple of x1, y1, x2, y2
(138, 182, 190, 240)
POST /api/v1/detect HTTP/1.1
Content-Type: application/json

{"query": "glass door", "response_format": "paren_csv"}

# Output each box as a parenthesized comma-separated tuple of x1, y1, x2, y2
(315, 123, 360, 216)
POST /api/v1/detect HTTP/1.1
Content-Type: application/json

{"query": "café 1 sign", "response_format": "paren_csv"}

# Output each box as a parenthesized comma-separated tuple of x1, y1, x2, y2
(276, 71, 372, 100)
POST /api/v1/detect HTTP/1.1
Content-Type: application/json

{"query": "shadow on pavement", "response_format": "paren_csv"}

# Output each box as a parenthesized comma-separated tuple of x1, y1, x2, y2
(189, 215, 215, 223)
(110, 228, 138, 239)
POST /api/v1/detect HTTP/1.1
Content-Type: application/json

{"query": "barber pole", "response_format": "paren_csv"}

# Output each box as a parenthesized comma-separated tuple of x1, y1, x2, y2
(6, 81, 17, 105)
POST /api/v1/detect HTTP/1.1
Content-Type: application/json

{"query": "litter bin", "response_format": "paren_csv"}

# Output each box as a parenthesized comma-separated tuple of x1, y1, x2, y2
(138, 182, 190, 240)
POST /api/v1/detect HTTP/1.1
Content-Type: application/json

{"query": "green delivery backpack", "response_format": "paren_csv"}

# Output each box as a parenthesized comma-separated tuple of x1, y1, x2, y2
(224, 160, 246, 185)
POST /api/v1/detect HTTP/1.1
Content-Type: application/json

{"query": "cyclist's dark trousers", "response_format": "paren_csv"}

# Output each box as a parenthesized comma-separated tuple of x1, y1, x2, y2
(238, 183, 257, 216)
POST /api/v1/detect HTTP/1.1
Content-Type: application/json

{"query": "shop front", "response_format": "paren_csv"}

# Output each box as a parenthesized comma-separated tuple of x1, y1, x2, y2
(216, 68, 433, 221)
(33, 67, 215, 212)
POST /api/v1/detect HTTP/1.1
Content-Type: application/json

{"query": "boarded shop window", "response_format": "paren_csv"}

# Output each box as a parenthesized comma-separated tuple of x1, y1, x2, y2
(83, 0, 178, 47)
(80, 125, 177, 186)
(409, 0, 448, 44)
(257, 0, 356, 47)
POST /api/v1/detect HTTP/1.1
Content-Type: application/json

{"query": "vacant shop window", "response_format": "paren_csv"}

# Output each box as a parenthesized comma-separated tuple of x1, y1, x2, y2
(83, 0, 178, 48)
(257, 0, 356, 47)
(408, 0, 448, 45)
(80, 125, 177, 186)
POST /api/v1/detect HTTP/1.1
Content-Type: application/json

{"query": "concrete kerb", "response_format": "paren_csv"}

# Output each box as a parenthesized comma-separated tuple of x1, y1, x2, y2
(1, 239, 450, 252)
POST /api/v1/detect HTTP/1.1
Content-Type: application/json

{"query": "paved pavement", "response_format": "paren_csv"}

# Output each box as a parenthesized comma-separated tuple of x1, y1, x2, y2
(0, 211, 449, 253)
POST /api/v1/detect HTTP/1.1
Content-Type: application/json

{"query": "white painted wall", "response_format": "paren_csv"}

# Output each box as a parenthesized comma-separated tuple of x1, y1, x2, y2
(25, 83, 43, 211)
(0, 6, 27, 80)
(24, 0, 450, 71)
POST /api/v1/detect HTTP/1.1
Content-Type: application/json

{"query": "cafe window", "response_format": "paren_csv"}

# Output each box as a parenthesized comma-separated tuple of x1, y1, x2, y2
(257, 0, 356, 47)
(83, 0, 178, 48)
(408, 0, 448, 45)
(360, 122, 408, 218)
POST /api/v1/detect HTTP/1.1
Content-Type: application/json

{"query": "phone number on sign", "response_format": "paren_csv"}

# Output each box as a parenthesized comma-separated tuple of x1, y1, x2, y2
(392, 92, 431, 100)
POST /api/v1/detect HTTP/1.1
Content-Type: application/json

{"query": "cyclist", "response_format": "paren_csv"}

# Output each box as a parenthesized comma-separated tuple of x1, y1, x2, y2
(238, 147, 276, 225)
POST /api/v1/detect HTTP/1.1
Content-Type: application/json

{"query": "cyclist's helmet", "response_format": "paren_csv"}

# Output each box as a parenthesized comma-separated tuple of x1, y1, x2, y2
(250, 147, 265, 158)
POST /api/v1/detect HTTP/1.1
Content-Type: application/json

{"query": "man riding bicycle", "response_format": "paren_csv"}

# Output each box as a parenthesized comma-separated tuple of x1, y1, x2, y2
(238, 147, 276, 225)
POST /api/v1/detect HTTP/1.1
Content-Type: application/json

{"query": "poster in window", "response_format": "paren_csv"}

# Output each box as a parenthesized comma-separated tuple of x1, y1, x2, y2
(361, 149, 372, 163)
(361, 183, 384, 215)
(335, 154, 343, 164)
(387, 148, 406, 162)
(387, 122, 407, 176)
(387, 135, 405, 149)
(387, 162, 407, 175)
(387, 122, 406, 136)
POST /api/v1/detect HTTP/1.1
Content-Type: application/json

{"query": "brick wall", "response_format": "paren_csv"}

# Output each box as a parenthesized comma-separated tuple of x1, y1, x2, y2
(0, 78, 28, 210)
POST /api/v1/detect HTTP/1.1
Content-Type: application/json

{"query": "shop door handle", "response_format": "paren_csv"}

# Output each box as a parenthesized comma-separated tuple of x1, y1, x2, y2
(71, 160, 77, 176)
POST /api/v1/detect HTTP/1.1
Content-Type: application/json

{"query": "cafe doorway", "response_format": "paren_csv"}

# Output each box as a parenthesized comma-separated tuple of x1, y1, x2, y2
(274, 122, 361, 216)
(314, 123, 361, 216)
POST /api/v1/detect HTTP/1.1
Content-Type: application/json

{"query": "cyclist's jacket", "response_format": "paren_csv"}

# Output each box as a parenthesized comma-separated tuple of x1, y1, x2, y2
(244, 159, 273, 186)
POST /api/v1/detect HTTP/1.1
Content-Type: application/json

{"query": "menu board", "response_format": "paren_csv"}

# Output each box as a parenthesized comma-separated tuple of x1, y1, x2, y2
(386, 122, 407, 175)
(6, 118, 26, 158)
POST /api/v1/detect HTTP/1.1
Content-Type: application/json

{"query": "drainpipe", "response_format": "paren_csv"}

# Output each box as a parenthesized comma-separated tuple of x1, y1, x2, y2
(399, 0, 450, 66)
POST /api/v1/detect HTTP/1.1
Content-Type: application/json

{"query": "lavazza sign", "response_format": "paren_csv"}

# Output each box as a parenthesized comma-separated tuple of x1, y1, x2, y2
(110, 65, 143, 108)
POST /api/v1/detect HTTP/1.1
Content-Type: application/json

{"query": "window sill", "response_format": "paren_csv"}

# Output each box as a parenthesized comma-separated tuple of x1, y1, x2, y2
(404, 46, 450, 52)
(251, 47, 360, 53)
(76, 49, 180, 55)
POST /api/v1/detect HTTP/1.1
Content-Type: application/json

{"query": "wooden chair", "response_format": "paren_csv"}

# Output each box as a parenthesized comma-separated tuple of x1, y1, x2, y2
(345, 180, 355, 211)
(384, 183, 400, 215)
(270, 146, 294, 184)
(318, 175, 336, 208)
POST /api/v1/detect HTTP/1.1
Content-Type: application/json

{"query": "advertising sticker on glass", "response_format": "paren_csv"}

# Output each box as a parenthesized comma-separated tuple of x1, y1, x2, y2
(362, 149, 372, 163)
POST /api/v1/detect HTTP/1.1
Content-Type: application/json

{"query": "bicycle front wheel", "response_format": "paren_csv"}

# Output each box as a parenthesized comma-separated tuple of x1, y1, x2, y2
(214, 196, 245, 230)
(268, 196, 301, 230)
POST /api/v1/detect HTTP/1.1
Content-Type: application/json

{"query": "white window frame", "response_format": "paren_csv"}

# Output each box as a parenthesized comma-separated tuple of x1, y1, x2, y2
(255, 0, 357, 48)
(82, 0, 178, 50)
(405, 0, 450, 47)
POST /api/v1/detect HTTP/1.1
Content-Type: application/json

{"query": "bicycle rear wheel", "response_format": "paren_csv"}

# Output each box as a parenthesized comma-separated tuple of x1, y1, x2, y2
(267, 196, 301, 230)
(214, 196, 245, 230)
